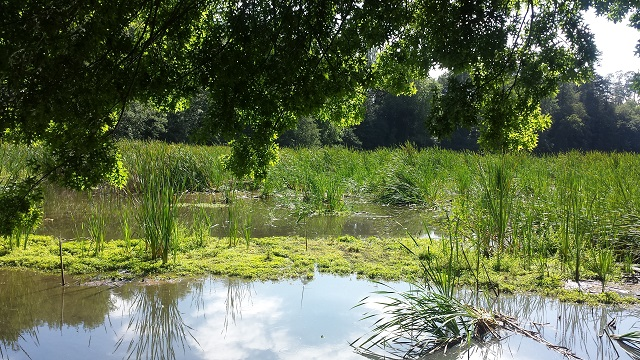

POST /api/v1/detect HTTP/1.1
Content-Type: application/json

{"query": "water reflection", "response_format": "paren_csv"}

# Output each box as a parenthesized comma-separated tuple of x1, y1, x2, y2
(0, 270, 113, 359)
(222, 278, 254, 332)
(1, 269, 640, 360)
(113, 281, 202, 360)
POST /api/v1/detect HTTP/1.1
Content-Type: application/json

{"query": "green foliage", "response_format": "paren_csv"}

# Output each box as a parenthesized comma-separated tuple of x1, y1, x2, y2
(0, 181, 42, 239)
(3, 0, 628, 236)
(87, 197, 107, 256)
(278, 117, 322, 148)
(476, 156, 516, 267)
(113, 101, 168, 141)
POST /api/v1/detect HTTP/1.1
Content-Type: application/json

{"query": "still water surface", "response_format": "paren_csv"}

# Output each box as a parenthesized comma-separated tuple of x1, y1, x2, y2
(1, 269, 640, 360)
(37, 190, 430, 241)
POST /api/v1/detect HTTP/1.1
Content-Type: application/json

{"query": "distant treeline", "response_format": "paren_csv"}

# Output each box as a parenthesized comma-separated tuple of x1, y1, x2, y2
(113, 71, 640, 153)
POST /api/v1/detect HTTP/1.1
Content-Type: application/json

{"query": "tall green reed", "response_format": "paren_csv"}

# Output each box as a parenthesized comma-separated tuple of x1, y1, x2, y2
(241, 209, 252, 248)
(476, 155, 516, 270)
(557, 162, 594, 282)
(224, 184, 239, 247)
(119, 140, 230, 193)
(373, 145, 444, 206)
(223, 181, 253, 248)
(591, 248, 614, 292)
(191, 206, 212, 248)
(122, 209, 133, 253)
(138, 173, 180, 264)
(87, 196, 106, 256)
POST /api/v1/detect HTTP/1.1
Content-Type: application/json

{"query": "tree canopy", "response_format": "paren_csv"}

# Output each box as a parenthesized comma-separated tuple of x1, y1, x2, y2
(1, 0, 639, 235)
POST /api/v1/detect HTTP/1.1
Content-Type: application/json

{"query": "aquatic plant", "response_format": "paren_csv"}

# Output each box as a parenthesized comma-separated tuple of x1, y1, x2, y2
(121, 205, 133, 253)
(609, 330, 640, 359)
(137, 173, 179, 264)
(353, 281, 497, 357)
(556, 162, 596, 283)
(241, 207, 253, 249)
(119, 140, 230, 193)
(475, 155, 516, 270)
(87, 200, 106, 256)
(352, 225, 496, 356)
(191, 206, 212, 248)
(372, 147, 444, 207)
(353, 235, 583, 359)
(224, 184, 239, 247)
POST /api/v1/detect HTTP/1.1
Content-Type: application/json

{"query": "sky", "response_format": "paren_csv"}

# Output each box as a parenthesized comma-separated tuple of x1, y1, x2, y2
(585, 10, 640, 75)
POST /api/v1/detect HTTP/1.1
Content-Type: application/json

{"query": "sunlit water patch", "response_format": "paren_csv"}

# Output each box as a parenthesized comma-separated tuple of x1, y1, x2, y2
(1, 269, 639, 360)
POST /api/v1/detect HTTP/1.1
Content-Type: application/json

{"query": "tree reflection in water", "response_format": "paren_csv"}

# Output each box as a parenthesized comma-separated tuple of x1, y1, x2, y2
(0, 270, 113, 360)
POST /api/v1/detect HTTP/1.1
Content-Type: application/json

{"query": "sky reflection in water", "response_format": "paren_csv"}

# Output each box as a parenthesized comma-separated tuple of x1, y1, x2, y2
(1, 270, 640, 360)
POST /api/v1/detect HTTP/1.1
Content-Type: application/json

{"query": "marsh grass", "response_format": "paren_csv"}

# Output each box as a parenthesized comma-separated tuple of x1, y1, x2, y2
(478, 156, 516, 269)
(121, 205, 134, 253)
(373, 147, 445, 207)
(4, 142, 640, 296)
(191, 207, 212, 248)
(119, 140, 230, 193)
(591, 248, 615, 293)
(241, 206, 253, 249)
(87, 197, 106, 256)
(224, 185, 239, 247)
(556, 163, 597, 282)
(138, 173, 180, 264)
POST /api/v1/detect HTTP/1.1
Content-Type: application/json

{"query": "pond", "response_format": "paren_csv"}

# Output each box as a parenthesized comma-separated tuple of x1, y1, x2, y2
(37, 189, 432, 241)
(1, 269, 639, 360)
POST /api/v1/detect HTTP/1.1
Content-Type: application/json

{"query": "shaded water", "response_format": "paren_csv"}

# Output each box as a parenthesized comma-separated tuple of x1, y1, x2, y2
(1, 269, 640, 360)
(37, 189, 431, 241)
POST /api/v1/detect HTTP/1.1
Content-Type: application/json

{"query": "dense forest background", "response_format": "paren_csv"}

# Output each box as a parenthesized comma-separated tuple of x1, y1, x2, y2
(114, 71, 640, 153)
